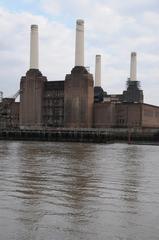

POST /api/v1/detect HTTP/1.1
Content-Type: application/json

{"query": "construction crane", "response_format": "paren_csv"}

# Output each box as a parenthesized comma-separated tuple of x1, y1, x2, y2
(0, 89, 20, 102)
(0, 89, 20, 111)
(9, 89, 20, 100)
(85, 66, 90, 72)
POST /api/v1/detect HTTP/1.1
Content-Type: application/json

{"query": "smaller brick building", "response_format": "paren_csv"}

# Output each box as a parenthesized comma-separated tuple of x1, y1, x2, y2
(0, 98, 19, 129)
(93, 102, 159, 128)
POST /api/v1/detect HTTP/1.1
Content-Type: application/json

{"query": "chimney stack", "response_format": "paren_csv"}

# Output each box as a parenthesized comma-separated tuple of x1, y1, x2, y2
(75, 19, 84, 66)
(95, 55, 101, 87)
(130, 52, 137, 81)
(30, 24, 39, 69)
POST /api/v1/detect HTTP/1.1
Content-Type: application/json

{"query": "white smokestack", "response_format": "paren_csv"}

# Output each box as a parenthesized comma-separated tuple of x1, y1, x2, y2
(30, 24, 39, 69)
(75, 19, 84, 66)
(95, 55, 101, 87)
(130, 52, 137, 81)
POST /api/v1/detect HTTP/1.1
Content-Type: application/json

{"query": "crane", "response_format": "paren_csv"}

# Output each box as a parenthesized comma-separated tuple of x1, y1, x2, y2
(9, 89, 20, 100)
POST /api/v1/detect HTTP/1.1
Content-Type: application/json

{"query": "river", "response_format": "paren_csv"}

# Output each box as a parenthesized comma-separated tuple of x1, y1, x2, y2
(0, 141, 159, 240)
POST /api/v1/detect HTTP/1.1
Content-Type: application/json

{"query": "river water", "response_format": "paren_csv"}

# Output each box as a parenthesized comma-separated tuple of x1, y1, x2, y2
(0, 141, 159, 240)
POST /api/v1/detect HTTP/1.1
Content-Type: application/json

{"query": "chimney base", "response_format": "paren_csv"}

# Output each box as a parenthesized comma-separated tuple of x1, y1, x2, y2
(64, 66, 94, 128)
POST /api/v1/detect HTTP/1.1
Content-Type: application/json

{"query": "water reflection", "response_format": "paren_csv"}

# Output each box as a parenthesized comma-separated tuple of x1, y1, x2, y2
(61, 144, 99, 238)
(0, 142, 159, 240)
(13, 142, 99, 240)
(12, 143, 46, 240)
(122, 145, 143, 203)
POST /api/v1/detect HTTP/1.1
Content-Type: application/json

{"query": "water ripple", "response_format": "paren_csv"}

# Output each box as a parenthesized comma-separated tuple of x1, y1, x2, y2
(0, 141, 159, 240)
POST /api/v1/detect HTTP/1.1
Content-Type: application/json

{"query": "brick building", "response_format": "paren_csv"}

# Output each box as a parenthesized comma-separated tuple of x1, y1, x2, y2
(1, 21, 159, 130)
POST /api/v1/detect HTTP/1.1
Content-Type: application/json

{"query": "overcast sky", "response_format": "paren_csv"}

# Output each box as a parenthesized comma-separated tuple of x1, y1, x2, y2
(0, 0, 159, 105)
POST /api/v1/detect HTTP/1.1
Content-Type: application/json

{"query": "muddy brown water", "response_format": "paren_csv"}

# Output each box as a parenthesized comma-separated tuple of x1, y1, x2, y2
(0, 141, 159, 240)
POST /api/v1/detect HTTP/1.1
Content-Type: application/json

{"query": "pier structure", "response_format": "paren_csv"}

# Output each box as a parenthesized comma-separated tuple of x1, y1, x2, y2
(0, 127, 159, 143)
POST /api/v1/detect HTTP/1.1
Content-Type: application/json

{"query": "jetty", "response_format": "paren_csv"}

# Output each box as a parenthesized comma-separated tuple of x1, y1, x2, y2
(0, 128, 159, 143)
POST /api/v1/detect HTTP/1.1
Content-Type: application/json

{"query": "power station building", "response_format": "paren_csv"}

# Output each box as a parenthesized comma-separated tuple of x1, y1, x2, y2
(1, 20, 159, 130)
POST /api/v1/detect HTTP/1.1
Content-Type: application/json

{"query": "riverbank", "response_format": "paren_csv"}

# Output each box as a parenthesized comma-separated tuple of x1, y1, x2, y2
(0, 128, 159, 143)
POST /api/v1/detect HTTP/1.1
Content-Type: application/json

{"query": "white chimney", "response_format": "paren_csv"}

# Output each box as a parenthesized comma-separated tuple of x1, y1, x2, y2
(130, 52, 137, 81)
(75, 19, 84, 66)
(95, 55, 101, 87)
(30, 24, 39, 69)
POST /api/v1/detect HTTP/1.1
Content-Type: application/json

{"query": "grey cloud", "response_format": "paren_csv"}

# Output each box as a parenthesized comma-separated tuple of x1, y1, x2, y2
(0, 1, 158, 105)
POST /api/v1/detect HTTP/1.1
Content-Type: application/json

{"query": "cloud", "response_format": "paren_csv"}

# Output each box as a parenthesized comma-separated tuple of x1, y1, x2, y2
(0, 6, 74, 97)
(40, 0, 61, 15)
(0, 0, 158, 105)
(142, 11, 159, 27)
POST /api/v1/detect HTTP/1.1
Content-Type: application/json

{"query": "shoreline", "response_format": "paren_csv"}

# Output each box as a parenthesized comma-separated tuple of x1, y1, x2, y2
(0, 128, 159, 145)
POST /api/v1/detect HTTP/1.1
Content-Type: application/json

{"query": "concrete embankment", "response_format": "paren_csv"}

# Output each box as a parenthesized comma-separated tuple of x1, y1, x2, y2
(0, 128, 159, 143)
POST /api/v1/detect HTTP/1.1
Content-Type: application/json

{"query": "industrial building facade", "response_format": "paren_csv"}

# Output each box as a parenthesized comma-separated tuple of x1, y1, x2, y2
(93, 102, 159, 128)
(0, 20, 159, 130)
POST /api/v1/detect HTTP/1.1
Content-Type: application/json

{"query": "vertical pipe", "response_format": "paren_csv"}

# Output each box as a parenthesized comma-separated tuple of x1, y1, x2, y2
(75, 19, 84, 66)
(30, 24, 39, 69)
(130, 52, 137, 81)
(95, 54, 101, 87)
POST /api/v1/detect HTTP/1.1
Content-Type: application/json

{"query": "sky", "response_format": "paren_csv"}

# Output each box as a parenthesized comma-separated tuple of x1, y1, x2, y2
(0, 0, 159, 105)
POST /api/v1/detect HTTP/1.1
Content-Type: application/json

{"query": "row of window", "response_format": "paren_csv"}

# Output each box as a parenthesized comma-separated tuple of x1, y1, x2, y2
(44, 91, 64, 98)
(144, 110, 159, 118)
(44, 100, 64, 106)
(44, 117, 64, 124)
(117, 119, 139, 126)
